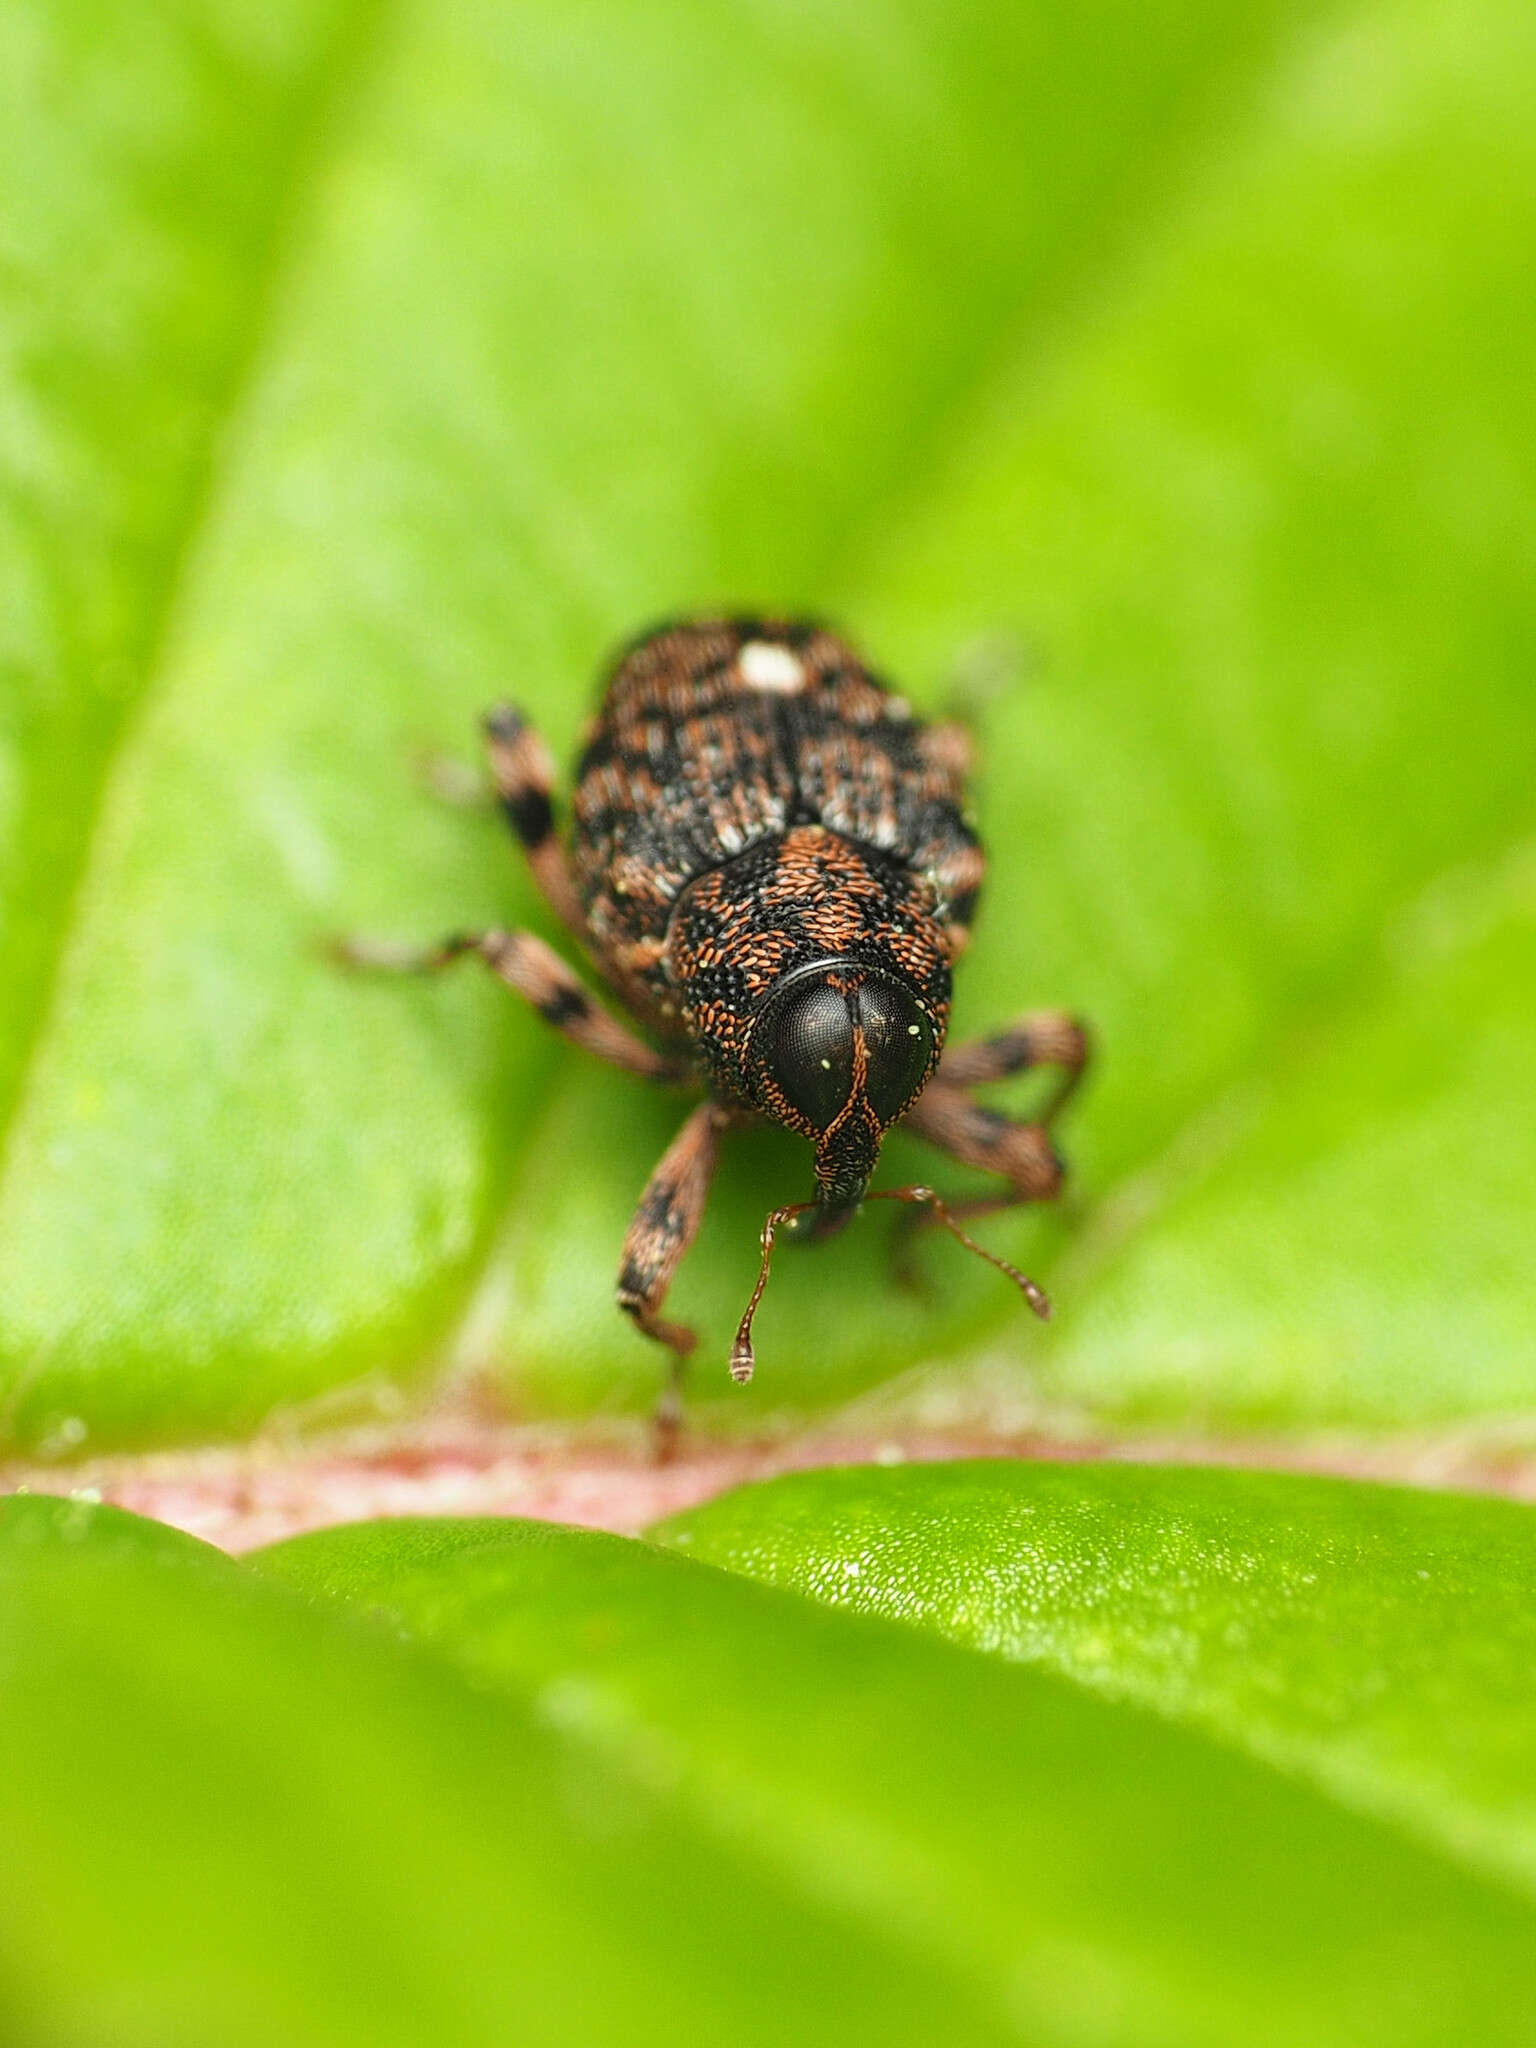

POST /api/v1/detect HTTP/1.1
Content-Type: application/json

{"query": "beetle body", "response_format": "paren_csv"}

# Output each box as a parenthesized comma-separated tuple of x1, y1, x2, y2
(348, 615, 1087, 1442)
(573, 620, 980, 1209)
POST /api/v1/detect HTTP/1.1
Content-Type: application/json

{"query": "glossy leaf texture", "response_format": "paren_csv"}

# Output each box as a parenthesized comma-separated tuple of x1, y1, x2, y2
(247, 1501, 1536, 2048)
(2, 0, 1534, 1450)
(0, 1494, 1015, 2048)
(655, 1461, 1536, 1900)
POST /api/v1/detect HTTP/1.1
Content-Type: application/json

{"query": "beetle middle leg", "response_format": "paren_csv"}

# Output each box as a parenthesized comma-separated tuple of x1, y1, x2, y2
(333, 927, 687, 1083)
(615, 1101, 727, 1458)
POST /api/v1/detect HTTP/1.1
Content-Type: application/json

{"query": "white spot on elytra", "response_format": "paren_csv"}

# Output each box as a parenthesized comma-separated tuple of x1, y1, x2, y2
(739, 640, 805, 693)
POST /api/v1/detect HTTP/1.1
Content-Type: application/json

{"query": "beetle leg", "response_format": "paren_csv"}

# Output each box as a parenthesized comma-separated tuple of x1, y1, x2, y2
(886, 1188, 1041, 1294)
(892, 1082, 1067, 1294)
(936, 1010, 1089, 1124)
(481, 704, 589, 940)
(332, 927, 688, 1084)
(615, 1102, 726, 1458)
(902, 1083, 1065, 1198)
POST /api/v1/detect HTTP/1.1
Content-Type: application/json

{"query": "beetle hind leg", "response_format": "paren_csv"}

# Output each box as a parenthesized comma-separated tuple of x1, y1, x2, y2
(615, 1102, 725, 1460)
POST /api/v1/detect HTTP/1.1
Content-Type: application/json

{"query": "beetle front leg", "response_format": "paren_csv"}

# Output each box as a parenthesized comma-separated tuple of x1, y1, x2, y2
(936, 1010, 1089, 1124)
(615, 1101, 726, 1458)
(902, 1083, 1064, 1198)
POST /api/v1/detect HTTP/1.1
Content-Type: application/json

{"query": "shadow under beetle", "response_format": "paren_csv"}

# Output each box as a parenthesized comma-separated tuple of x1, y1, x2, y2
(343, 617, 1089, 1449)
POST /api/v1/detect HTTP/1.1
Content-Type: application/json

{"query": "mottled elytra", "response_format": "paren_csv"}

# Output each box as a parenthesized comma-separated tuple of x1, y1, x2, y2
(340, 616, 1089, 1449)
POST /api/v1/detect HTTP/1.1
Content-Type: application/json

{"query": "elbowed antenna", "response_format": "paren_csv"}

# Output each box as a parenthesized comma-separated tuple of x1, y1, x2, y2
(728, 1185, 1050, 1385)
(729, 1201, 817, 1383)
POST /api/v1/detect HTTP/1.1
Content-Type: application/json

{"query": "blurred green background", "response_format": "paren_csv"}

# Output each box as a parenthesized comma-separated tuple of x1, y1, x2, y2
(4, 0, 1531, 1453)
(3, 1, 1536, 2039)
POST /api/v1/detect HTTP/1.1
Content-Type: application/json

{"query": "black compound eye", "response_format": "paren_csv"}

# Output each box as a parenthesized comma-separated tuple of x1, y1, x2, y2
(761, 981, 856, 1129)
(857, 978, 933, 1124)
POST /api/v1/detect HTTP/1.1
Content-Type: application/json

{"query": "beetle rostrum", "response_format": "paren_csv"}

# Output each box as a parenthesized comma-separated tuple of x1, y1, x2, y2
(339, 615, 1089, 1452)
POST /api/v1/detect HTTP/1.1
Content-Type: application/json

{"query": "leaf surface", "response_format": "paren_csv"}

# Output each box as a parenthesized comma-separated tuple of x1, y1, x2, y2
(0, 1494, 1010, 2048)
(656, 1461, 1536, 1897)
(490, 0, 1536, 1421)
(1, 0, 1532, 1445)
(252, 1504, 1536, 2047)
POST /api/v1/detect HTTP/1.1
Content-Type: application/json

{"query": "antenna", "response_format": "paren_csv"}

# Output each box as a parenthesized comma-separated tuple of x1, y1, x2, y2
(729, 1186, 1050, 1384)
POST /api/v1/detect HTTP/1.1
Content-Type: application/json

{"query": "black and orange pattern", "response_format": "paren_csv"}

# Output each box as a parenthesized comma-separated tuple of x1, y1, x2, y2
(348, 614, 1087, 1443)
(573, 617, 983, 1007)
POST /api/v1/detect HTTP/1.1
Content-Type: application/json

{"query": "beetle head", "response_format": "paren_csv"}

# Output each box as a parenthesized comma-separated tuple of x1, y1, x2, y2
(744, 959, 940, 1220)
(667, 825, 955, 1224)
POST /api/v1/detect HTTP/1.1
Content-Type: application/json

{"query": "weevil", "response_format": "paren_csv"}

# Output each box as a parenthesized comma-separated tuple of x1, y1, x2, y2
(343, 617, 1088, 1446)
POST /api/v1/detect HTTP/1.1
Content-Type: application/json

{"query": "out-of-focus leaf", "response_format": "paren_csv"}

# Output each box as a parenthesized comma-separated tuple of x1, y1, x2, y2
(0, 1495, 1014, 2048)
(1, 0, 1532, 1448)
(492, 0, 1536, 1422)
(654, 1461, 1536, 1897)
(0, 0, 1295, 1450)
(1039, 894, 1536, 1420)
(252, 1507, 1536, 2047)
(0, 0, 355, 1129)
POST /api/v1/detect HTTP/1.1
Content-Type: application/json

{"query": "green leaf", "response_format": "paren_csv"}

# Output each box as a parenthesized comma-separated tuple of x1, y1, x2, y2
(2, 0, 1533, 1448)
(246, 1506, 1536, 2046)
(1039, 899, 1536, 1421)
(0, 0, 357, 1135)
(654, 1461, 1536, 1899)
(843, 0, 1536, 1425)
(493, 0, 1536, 1422)
(0, 1494, 1015, 2048)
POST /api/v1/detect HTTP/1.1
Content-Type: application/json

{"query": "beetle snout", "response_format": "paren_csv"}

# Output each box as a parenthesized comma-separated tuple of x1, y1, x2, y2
(784, 1194, 863, 1244)
(812, 1102, 881, 1209)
